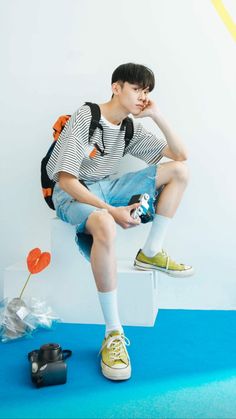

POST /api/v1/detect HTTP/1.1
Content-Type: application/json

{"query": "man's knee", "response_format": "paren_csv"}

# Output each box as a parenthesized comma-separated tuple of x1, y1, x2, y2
(171, 161, 189, 184)
(85, 209, 116, 244)
(156, 161, 189, 189)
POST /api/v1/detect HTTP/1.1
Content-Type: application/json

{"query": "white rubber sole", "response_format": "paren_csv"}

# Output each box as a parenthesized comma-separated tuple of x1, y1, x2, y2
(101, 361, 131, 381)
(134, 260, 194, 278)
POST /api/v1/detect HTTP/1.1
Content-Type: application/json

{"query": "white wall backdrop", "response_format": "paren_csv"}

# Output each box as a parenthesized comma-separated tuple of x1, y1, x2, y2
(1, 0, 235, 307)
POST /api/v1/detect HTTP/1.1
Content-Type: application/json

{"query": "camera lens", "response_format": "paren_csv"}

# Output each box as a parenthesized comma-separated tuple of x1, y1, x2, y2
(39, 343, 62, 362)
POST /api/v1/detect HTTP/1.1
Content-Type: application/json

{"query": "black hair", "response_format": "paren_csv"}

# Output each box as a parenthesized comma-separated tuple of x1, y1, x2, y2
(111, 63, 155, 98)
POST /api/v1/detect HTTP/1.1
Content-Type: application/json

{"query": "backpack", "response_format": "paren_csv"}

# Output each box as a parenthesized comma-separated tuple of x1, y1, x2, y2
(41, 102, 134, 210)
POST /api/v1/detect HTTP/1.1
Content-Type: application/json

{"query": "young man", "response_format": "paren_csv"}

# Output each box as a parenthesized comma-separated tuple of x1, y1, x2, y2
(47, 62, 194, 382)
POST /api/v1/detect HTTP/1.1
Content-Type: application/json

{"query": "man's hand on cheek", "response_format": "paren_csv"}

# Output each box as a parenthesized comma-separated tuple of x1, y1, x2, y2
(133, 99, 159, 119)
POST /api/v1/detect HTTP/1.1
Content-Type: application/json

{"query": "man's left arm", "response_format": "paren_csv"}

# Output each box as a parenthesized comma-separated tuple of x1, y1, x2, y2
(152, 111, 188, 161)
(134, 99, 188, 161)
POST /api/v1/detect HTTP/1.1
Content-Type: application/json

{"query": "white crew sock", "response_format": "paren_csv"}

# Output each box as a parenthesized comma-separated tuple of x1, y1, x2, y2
(142, 214, 171, 257)
(97, 289, 123, 337)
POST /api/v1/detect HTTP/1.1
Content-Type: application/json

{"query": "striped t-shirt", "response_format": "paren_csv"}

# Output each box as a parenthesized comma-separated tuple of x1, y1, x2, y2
(46, 104, 167, 183)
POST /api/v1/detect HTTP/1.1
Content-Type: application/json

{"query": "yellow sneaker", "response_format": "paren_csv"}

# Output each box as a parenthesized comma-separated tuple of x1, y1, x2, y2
(99, 330, 131, 381)
(134, 249, 194, 277)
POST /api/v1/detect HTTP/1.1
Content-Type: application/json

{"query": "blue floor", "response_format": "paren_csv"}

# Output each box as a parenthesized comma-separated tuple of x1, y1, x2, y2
(1, 309, 236, 419)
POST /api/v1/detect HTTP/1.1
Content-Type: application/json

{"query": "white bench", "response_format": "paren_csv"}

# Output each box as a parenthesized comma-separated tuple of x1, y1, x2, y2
(4, 218, 159, 326)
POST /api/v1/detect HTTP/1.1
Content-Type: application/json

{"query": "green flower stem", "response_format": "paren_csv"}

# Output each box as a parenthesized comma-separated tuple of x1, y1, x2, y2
(19, 273, 32, 299)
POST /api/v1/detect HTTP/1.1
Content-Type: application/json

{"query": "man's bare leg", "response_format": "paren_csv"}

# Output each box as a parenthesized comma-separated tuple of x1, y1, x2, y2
(85, 210, 117, 292)
(155, 161, 189, 217)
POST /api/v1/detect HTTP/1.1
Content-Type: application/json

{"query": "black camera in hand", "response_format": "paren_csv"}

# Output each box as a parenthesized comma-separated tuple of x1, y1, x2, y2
(28, 343, 72, 388)
(128, 193, 153, 223)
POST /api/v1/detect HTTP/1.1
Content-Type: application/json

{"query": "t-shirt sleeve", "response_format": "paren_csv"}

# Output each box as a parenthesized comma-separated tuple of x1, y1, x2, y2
(47, 106, 91, 182)
(124, 120, 167, 165)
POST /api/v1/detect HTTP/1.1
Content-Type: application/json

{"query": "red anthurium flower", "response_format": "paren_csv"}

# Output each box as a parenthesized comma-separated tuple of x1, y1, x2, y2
(27, 248, 51, 274)
(19, 248, 51, 299)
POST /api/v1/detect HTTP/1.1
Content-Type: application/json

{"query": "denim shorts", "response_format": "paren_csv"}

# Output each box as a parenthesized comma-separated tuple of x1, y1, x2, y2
(52, 164, 160, 261)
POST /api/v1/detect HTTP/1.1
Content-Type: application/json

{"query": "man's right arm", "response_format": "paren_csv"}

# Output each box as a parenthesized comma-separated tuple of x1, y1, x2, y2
(58, 171, 141, 229)
(59, 171, 113, 212)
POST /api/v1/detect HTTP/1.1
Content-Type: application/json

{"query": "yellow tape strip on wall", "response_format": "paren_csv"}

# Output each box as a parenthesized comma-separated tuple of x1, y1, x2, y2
(211, 0, 236, 41)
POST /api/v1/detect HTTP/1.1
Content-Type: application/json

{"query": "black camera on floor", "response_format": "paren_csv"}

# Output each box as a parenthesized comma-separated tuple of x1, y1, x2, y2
(28, 343, 72, 388)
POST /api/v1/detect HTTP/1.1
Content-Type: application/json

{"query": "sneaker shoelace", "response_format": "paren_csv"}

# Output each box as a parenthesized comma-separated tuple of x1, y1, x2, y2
(99, 335, 130, 361)
(160, 249, 170, 270)
(161, 249, 185, 270)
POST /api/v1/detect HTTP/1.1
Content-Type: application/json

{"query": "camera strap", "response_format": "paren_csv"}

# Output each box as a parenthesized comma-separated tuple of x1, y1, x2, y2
(62, 349, 72, 360)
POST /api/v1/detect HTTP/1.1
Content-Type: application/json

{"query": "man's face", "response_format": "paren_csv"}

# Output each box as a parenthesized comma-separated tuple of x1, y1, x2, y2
(113, 81, 150, 115)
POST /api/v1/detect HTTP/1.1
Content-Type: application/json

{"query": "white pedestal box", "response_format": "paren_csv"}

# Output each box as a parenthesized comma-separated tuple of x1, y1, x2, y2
(4, 218, 159, 326)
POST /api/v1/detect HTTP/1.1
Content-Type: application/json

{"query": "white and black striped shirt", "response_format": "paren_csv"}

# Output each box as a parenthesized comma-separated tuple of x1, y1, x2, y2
(46, 104, 167, 183)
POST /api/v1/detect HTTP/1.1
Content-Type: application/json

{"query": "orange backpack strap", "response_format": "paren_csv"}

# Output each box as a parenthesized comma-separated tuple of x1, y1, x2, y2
(53, 115, 71, 140)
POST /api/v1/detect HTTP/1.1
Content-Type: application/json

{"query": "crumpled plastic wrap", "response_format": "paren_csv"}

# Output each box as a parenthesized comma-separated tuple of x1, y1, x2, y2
(0, 297, 61, 343)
